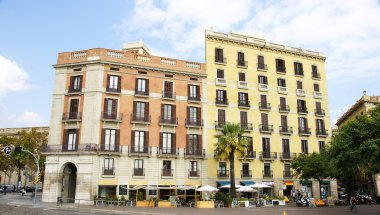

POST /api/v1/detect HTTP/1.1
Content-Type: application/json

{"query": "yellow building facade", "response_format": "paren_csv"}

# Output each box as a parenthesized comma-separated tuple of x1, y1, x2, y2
(205, 30, 335, 198)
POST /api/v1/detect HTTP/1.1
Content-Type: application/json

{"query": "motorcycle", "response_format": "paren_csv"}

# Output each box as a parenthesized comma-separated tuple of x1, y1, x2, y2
(296, 197, 309, 207)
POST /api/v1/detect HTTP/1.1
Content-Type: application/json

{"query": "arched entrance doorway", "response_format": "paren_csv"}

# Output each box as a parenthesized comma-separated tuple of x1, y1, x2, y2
(61, 162, 77, 202)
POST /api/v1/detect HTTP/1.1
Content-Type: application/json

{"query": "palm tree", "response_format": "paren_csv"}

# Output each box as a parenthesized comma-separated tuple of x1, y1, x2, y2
(214, 123, 249, 198)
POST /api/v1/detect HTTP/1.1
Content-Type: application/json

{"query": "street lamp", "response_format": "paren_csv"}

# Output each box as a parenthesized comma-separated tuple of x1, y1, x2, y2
(15, 146, 39, 205)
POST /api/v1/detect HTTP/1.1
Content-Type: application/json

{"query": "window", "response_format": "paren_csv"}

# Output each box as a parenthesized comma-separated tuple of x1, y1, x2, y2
(104, 129, 116, 151)
(281, 115, 288, 130)
(284, 163, 291, 177)
(294, 62, 304, 76)
(107, 75, 121, 92)
(258, 75, 268, 84)
(296, 81, 303, 89)
(189, 161, 198, 176)
(312, 65, 318, 77)
(188, 107, 198, 123)
(277, 78, 286, 87)
(280, 97, 287, 110)
(104, 158, 114, 175)
(297, 99, 307, 112)
(240, 111, 248, 127)
(217, 69, 224, 79)
(237, 52, 245, 66)
(238, 92, 249, 105)
(63, 129, 78, 151)
(298, 117, 308, 130)
(264, 163, 271, 176)
(276, 59, 286, 73)
(162, 104, 173, 121)
(103, 98, 117, 118)
(260, 94, 268, 108)
(314, 83, 320, 92)
(219, 162, 227, 175)
(258, 55, 265, 69)
(217, 109, 226, 125)
(239, 72, 246, 81)
(262, 138, 271, 156)
(162, 160, 172, 176)
(215, 48, 224, 63)
(282, 139, 290, 153)
(69, 76, 82, 92)
(133, 101, 148, 120)
(69, 99, 79, 119)
(160, 133, 174, 153)
(163, 81, 173, 98)
(301, 140, 309, 154)
(316, 119, 325, 133)
(319, 141, 326, 152)
(133, 159, 144, 176)
(188, 85, 199, 100)
(246, 137, 254, 156)
(136, 78, 148, 94)
(187, 134, 200, 154)
(242, 163, 250, 176)
(216, 90, 227, 103)
(133, 131, 146, 152)
(261, 113, 269, 128)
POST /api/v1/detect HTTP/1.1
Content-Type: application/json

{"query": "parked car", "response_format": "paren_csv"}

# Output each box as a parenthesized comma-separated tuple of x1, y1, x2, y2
(338, 191, 347, 200)
(0, 185, 16, 192)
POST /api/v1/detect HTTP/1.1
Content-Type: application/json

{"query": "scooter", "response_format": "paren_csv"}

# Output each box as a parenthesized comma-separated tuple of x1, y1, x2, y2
(296, 197, 309, 207)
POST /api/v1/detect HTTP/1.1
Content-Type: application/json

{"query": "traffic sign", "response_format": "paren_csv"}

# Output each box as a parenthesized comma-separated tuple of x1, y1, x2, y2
(3, 146, 12, 155)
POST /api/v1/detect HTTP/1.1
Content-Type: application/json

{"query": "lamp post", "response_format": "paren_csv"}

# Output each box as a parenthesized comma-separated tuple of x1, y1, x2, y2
(15, 147, 39, 205)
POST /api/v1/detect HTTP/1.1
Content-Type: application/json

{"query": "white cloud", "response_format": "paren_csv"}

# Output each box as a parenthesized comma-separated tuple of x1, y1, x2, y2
(0, 111, 46, 128)
(0, 55, 32, 96)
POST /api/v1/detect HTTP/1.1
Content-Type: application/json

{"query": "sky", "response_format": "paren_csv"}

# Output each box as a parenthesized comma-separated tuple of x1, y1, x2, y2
(0, 0, 379, 128)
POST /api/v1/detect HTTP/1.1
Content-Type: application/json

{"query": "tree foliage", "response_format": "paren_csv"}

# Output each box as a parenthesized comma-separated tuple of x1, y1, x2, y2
(291, 151, 332, 198)
(214, 123, 249, 198)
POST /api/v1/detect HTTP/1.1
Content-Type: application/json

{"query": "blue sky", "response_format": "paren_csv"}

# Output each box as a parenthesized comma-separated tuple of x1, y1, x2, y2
(0, 0, 379, 128)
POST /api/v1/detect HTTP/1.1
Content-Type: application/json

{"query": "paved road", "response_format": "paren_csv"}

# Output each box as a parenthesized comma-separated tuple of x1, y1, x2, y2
(1, 193, 380, 215)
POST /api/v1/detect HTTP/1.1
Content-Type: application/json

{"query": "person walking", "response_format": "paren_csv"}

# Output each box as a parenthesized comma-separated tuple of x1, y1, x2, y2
(350, 194, 357, 212)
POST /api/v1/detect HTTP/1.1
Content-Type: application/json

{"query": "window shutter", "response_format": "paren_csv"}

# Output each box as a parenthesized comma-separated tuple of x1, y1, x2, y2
(135, 78, 138, 92)
(117, 76, 121, 92)
(131, 130, 135, 147)
(261, 113, 268, 125)
(62, 129, 68, 151)
(145, 131, 149, 147)
(316, 102, 321, 110)
(196, 85, 200, 99)
(101, 129, 105, 151)
(145, 102, 149, 120)
(186, 134, 189, 148)
(280, 97, 286, 108)
(106, 75, 110, 89)
(69, 76, 74, 89)
(104, 98, 108, 113)
(172, 105, 176, 118)
(159, 132, 163, 148)
(187, 85, 190, 98)
(294, 62, 297, 74)
(198, 135, 202, 149)
(75, 129, 79, 150)
(146, 79, 149, 93)
(197, 107, 201, 122)
(161, 104, 164, 120)
(112, 99, 118, 114)
(260, 95, 267, 104)
(305, 118, 309, 129)
(281, 115, 287, 127)
(172, 133, 176, 148)
(187, 106, 190, 122)
(215, 48, 219, 60)
(115, 129, 120, 152)
(133, 101, 137, 116)
(275, 59, 279, 68)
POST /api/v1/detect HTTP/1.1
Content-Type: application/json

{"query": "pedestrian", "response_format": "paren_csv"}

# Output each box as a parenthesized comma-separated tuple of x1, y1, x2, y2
(21, 188, 26, 196)
(350, 194, 357, 211)
(291, 189, 296, 202)
(3, 185, 7, 195)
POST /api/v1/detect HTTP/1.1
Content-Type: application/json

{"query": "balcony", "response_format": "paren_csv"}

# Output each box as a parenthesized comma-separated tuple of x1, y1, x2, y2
(277, 86, 287, 94)
(237, 81, 248, 89)
(215, 98, 229, 106)
(259, 124, 274, 133)
(312, 72, 321, 80)
(279, 152, 297, 161)
(237, 60, 248, 68)
(238, 100, 251, 109)
(159, 117, 178, 126)
(258, 84, 269, 92)
(188, 96, 201, 103)
(316, 129, 329, 137)
(297, 107, 308, 115)
(295, 70, 304, 77)
(240, 151, 256, 160)
(263, 170, 273, 178)
(184, 148, 205, 159)
(42, 143, 98, 154)
(298, 128, 311, 136)
(98, 144, 122, 155)
(259, 152, 277, 160)
(215, 56, 227, 64)
(62, 112, 82, 122)
(279, 105, 290, 113)
(215, 121, 226, 129)
(283, 170, 293, 178)
(102, 112, 123, 122)
(185, 119, 203, 128)
(106, 86, 121, 94)
(162, 91, 176, 100)
(102, 168, 115, 176)
(217, 170, 229, 178)
(315, 109, 325, 117)
(313, 91, 323, 99)
(131, 114, 151, 124)
(68, 86, 82, 94)
(132, 168, 145, 177)
(259, 102, 271, 111)
(276, 66, 286, 74)
(135, 90, 149, 97)
(161, 168, 173, 177)
(215, 78, 227, 86)
(257, 63, 268, 71)
(241, 170, 252, 178)
(279, 126, 293, 135)
(296, 89, 306, 97)
(128, 146, 151, 157)
(157, 147, 179, 157)
(189, 170, 200, 178)
(239, 123, 253, 131)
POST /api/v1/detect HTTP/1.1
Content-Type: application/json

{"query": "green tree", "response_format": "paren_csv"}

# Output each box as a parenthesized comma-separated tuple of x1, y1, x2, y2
(291, 151, 332, 198)
(214, 123, 249, 198)
(0, 136, 16, 183)
(328, 104, 380, 196)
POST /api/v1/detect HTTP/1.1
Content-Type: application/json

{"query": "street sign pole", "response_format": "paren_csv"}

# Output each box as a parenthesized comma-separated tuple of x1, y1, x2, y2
(17, 147, 39, 205)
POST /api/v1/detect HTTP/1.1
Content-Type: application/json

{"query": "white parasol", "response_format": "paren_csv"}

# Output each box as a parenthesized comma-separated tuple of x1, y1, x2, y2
(237, 186, 257, 193)
(219, 184, 242, 189)
(196, 185, 219, 192)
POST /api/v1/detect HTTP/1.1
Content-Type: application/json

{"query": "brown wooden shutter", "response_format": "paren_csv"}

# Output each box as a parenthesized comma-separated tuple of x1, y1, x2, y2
(187, 106, 190, 122)
(104, 98, 108, 113)
(115, 129, 120, 152)
(218, 109, 225, 123)
(112, 99, 117, 114)
(106, 75, 110, 89)
(280, 97, 286, 109)
(75, 129, 79, 150)
(145, 131, 149, 147)
(161, 104, 164, 120)
(172, 105, 176, 119)
(146, 79, 149, 93)
(186, 134, 189, 148)
(281, 115, 288, 127)
(117, 76, 121, 92)
(145, 102, 149, 120)
(135, 78, 138, 92)
(294, 62, 297, 74)
(215, 48, 219, 60)
(261, 113, 268, 126)
(197, 107, 201, 123)
(240, 111, 247, 125)
(69, 76, 74, 89)
(101, 129, 106, 151)
(133, 101, 137, 116)
(198, 135, 202, 149)
(172, 133, 176, 148)
(305, 118, 309, 129)
(196, 85, 200, 99)
(275, 59, 279, 68)
(159, 132, 163, 148)
(316, 102, 321, 110)
(258, 55, 264, 65)
(79, 76, 82, 89)
(62, 129, 68, 151)
(70, 99, 79, 113)
(260, 95, 267, 104)
(131, 130, 135, 147)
